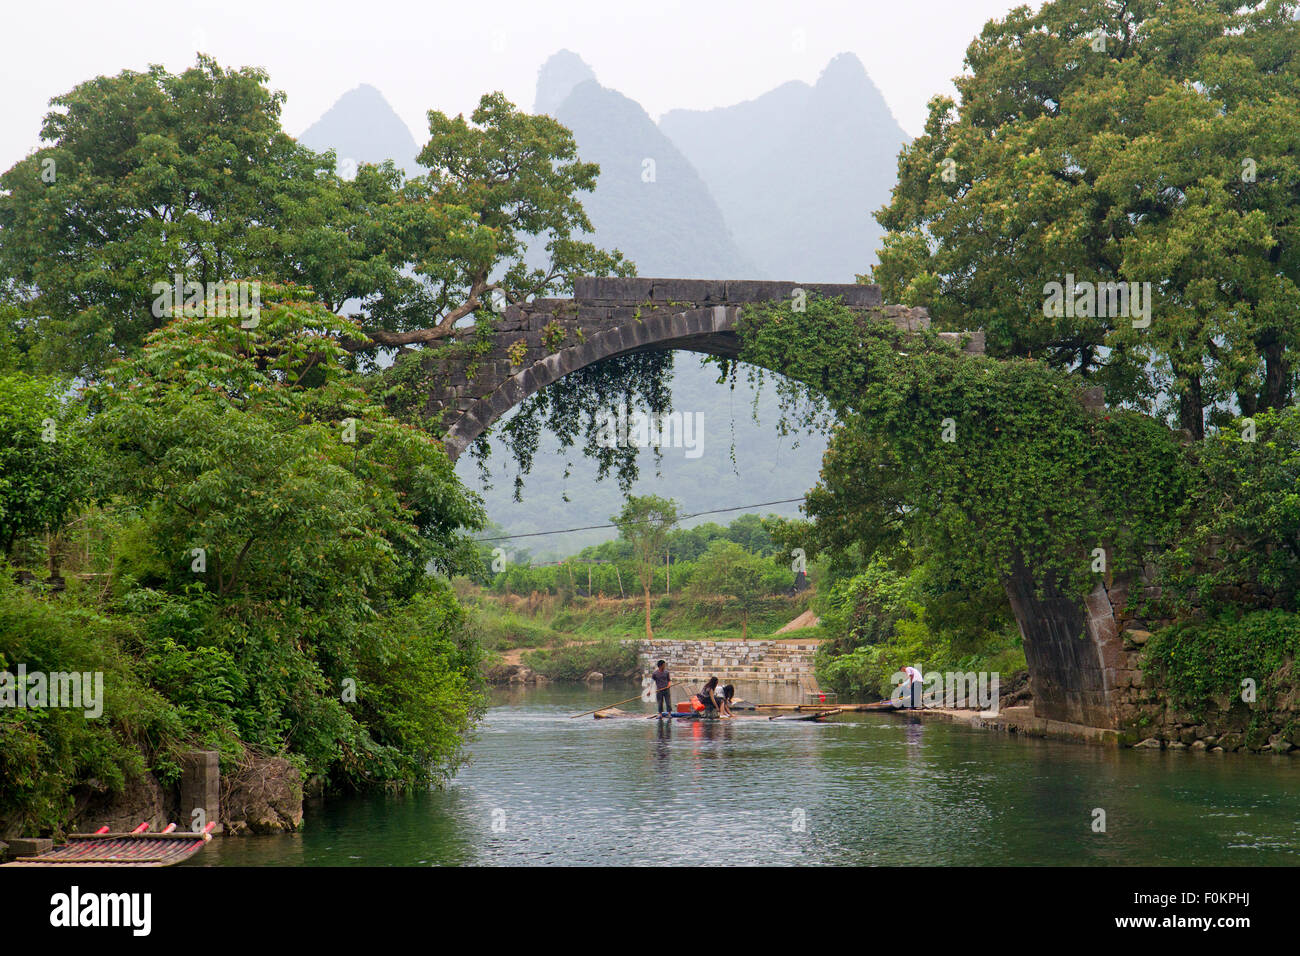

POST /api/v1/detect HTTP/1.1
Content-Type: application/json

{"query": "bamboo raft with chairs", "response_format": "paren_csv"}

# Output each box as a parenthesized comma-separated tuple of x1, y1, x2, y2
(3, 821, 217, 867)
(573, 683, 907, 723)
(592, 706, 845, 722)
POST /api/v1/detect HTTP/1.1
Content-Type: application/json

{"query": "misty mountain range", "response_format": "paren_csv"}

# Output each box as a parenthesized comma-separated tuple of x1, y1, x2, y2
(297, 52, 908, 558)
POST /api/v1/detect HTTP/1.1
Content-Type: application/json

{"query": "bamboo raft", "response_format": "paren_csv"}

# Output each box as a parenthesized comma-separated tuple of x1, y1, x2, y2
(751, 700, 907, 713)
(594, 707, 844, 722)
(3, 822, 216, 867)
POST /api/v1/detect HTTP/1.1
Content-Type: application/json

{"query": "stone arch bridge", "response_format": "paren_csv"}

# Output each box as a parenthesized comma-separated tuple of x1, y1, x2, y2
(428, 277, 983, 460)
(426, 276, 1133, 733)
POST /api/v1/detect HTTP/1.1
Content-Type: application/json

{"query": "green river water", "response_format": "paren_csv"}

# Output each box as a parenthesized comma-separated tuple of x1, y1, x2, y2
(195, 681, 1300, 866)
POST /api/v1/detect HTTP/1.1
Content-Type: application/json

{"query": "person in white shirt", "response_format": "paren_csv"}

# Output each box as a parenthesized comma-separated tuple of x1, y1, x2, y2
(903, 665, 924, 709)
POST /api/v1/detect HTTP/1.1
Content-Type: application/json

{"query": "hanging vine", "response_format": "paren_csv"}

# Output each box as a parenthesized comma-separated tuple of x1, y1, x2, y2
(491, 350, 674, 500)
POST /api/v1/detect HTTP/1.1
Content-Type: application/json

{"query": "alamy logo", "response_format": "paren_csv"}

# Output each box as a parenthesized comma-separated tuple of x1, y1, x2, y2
(594, 404, 704, 459)
(0, 665, 103, 718)
(1042, 274, 1151, 328)
(151, 273, 261, 328)
(49, 886, 151, 936)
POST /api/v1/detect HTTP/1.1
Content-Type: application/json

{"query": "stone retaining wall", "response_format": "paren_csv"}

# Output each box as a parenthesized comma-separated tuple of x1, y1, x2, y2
(629, 638, 819, 686)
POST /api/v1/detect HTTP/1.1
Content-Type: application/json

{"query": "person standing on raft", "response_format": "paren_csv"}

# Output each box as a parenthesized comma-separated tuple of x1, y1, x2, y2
(651, 660, 673, 715)
(903, 665, 924, 709)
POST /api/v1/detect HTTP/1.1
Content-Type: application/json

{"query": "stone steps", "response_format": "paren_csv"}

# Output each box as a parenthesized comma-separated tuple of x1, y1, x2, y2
(630, 639, 820, 686)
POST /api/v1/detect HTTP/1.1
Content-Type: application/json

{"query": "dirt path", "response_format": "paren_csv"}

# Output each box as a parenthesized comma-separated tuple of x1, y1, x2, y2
(774, 609, 820, 634)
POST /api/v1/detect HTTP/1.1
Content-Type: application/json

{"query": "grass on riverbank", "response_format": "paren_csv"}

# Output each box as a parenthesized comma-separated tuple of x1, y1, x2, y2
(456, 582, 816, 656)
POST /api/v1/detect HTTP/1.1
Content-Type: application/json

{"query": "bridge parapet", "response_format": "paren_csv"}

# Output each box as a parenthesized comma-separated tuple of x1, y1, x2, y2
(571, 276, 883, 308)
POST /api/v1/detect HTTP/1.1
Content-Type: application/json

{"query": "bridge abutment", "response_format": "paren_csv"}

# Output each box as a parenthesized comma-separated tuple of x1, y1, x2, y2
(1002, 560, 1140, 730)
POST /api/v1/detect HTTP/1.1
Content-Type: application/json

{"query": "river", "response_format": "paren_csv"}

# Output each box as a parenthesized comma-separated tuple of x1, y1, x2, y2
(195, 681, 1300, 866)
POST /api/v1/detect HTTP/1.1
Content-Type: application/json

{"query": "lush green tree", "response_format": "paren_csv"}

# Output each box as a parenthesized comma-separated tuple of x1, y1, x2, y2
(688, 539, 770, 639)
(0, 59, 632, 374)
(1170, 407, 1300, 610)
(0, 304, 41, 375)
(872, 0, 1300, 438)
(360, 91, 632, 351)
(87, 281, 487, 786)
(816, 557, 916, 654)
(90, 285, 477, 596)
(722, 513, 775, 555)
(612, 495, 679, 639)
(0, 373, 93, 555)
(0, 57, 386, 376)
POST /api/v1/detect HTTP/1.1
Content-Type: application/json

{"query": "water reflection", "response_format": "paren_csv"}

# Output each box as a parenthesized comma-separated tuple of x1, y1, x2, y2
(196, 681, 1300, 867)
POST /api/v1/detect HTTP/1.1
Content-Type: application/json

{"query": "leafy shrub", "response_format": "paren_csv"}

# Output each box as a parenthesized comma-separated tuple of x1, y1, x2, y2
(521, 640, 638, 680)
(1147, 610, 1300, 716)
(0, 574, 182, 834)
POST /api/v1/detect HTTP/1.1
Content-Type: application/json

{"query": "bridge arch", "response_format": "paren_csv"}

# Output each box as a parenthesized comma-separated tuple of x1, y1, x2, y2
(431, 277, 971, 460)
(444, 304, 744, 457)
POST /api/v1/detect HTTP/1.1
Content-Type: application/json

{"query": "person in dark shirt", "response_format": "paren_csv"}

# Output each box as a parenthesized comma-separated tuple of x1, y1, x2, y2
(651, 660, 673, 715)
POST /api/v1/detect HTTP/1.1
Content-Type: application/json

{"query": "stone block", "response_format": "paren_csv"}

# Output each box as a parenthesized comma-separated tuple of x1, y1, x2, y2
(579, 277, 653, 301)
(8, 837, 54, 857)
(650, 278, 726, 303)
(725, 280, 797, 303)
(1080, 386, 1106, 411)
(180, 749, 221, 835)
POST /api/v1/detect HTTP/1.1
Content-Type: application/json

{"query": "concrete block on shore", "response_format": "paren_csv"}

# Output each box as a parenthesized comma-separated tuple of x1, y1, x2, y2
(180, 749, 222, 835)
(9, 837, 53, 857)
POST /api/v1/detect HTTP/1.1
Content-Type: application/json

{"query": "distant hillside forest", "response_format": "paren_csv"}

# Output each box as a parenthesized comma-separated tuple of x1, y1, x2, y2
(474, 512, 797, 597)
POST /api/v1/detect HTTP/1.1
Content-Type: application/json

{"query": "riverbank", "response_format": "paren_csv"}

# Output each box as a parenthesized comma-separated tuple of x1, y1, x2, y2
(469, 587, 813, 648)
(470, 584, 818, 684)
(886, 702, 1300, 756)
(898, 705, 1123, 747)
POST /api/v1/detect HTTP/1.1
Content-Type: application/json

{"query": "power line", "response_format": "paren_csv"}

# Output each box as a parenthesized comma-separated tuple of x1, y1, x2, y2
(471, 497, 807, 542)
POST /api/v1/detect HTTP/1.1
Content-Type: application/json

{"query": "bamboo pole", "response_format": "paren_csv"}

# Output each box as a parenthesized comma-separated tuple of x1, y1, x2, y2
(570, 682, 681, 719)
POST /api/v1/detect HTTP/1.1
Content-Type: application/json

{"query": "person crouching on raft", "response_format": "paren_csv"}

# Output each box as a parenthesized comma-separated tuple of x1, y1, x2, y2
(697, 676, 733, 718)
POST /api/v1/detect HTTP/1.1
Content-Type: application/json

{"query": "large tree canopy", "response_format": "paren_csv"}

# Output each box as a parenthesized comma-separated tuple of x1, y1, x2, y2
(871, 0, 1300, 438)
(0, 58, 632, 379)
(359, 91, 633, 351)
(89, 282, 486, 601)
(0, 57, 370, 375)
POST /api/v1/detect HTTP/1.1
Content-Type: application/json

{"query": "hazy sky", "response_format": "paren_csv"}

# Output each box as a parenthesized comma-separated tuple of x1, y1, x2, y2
(2, 0, 1032, 170)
